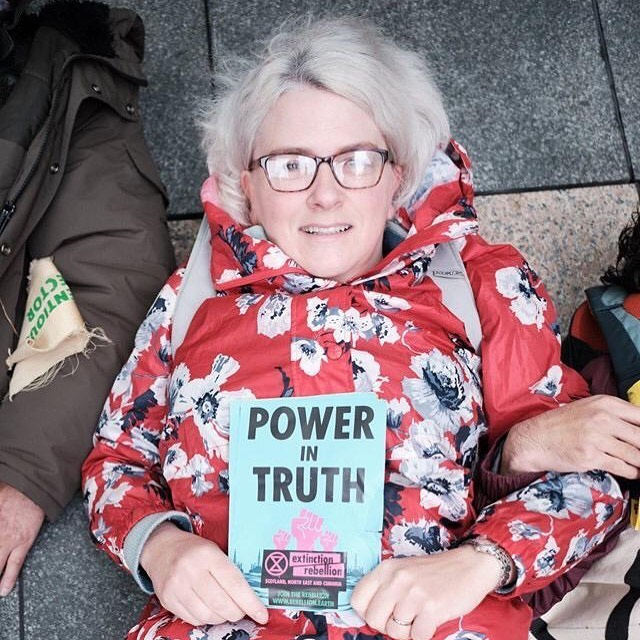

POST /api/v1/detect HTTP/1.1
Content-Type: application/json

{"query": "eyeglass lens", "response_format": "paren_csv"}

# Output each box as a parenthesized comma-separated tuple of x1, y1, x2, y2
(264, 149, 385, 191)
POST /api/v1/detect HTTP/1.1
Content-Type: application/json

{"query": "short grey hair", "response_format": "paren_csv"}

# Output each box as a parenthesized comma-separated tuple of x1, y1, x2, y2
(199, 16, 450, 223)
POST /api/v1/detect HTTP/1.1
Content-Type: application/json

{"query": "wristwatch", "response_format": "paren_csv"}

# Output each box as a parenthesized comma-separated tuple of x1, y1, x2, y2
(461, 537, 516, 591)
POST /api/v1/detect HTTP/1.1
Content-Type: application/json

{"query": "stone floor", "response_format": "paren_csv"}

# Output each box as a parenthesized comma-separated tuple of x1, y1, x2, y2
(4, 1, 640, 638)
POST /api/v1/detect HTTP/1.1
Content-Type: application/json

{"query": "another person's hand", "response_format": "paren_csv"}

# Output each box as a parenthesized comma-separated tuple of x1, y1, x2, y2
(351, 546, 502, 640)
(0, 482, 45, 596)
(502, 395, 640, 478)
(140, 522, 268, 627)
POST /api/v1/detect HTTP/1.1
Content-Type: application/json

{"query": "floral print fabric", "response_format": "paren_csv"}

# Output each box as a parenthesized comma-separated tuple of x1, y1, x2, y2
(82, 142, 625, 640)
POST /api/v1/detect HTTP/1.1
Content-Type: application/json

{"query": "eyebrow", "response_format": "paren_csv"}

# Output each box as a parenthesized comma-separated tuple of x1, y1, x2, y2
(262, 142, 382, 157)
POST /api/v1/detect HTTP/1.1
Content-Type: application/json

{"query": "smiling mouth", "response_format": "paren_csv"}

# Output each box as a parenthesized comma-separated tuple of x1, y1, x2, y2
(301, 225, 352, 235)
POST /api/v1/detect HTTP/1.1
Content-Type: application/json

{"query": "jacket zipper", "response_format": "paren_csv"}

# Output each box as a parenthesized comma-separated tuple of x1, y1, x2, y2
(0, 53, 144, 239)
(0, 201, 16, 235)
(0, 67, 68, 238)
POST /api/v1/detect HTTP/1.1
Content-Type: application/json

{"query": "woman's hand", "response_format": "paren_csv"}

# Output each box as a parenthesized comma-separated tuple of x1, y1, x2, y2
(502, 395, 640, 478)
(351, 546, 501, 640)
(140, 522, 268, 627)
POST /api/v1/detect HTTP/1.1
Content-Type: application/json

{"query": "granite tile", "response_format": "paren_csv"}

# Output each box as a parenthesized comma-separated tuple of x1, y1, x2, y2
(169, 217, 201, 265)
(209, 0, 627, 192)
(22, 495, 147, 640)
(476, 184, 639, 334)
(598, 0, 640, 180)
(0, 581, 20, 640)
(113, 0, 211, 216)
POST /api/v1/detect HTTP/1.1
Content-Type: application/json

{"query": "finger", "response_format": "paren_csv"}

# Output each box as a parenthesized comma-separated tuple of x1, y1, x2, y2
(570, 428, 640, 474)
(169, 593, 225, 627)
(364, 583, 397, 632)
(597, 452, 640, 480)
(385, 617, 413, 640)
(210, 554, 268, 623)
(592, 395, 640, 426)
(0, 547, 27, 597)
(409, 612, 436, 640)
(391, 601, 418, 630)
(189, 586, 233, 625)
(594, 409, 640, 444)
(604, 437, 640, 473)
(0, 546, 11, 591)
(192, 575, 246, 623)
(350, 570, 382, 619)
(610, 420, 640, 451)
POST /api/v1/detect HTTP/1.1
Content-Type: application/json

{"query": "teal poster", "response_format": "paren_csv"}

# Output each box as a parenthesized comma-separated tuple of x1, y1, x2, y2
(228, 392, 386, 611)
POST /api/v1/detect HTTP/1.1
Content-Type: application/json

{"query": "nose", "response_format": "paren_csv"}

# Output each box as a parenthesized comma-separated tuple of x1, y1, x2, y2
(307, 162, 343, 210)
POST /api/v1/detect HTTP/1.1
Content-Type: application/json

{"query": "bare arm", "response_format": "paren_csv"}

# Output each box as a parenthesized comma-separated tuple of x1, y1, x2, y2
(502, 395, 640, 478)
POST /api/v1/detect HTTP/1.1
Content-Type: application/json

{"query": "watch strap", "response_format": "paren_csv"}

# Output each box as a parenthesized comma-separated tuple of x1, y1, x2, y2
(461, 537, 516, 591)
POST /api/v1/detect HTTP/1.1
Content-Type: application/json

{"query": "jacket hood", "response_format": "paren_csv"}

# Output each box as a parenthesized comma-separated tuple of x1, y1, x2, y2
(11, 2, 146, 85)
(201, 140, 478, 294)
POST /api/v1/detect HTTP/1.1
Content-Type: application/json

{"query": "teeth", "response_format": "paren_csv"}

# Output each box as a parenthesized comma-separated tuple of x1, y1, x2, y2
(302, 225, 351, 235)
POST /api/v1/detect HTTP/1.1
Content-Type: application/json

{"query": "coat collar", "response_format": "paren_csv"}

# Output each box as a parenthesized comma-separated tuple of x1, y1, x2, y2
(202, 140, 479, 294)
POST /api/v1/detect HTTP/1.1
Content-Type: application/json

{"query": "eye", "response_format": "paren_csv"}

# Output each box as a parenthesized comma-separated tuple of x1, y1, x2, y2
(267, 155, 308, 180)
(343, 153, 359, 168)
(339, 150, 376, 175)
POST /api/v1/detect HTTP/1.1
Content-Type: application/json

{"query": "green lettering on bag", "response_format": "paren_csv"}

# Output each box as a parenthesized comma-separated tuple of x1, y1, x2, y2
(25, 281, 74, 342)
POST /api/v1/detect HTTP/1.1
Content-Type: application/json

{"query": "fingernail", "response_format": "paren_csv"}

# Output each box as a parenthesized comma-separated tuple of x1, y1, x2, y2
(256, 611, 269, 625)
(0, 587, 10, 597)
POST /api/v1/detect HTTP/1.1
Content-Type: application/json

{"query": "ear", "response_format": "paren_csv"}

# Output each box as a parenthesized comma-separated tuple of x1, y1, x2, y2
(387, 164, 404, 220)
(240, 170, 256, 224)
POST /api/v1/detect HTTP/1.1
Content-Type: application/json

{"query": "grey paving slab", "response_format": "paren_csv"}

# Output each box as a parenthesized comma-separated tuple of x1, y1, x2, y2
(477, 184, 639, 333)
(22, 495, 148, 640)
(598, 0, 640, 181)
(0, 580, 20, 640)
(114, 0, 211, 216)
(209, 0, 628, 192)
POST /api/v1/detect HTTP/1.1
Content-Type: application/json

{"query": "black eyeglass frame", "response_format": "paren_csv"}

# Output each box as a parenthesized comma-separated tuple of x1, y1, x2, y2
(247, 148, 394, 192)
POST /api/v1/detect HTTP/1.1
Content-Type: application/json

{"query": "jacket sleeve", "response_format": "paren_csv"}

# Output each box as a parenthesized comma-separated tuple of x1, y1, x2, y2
(81, 268, 184, 570)
(0, 101, 175, 520)
(460, 235, 626, 597)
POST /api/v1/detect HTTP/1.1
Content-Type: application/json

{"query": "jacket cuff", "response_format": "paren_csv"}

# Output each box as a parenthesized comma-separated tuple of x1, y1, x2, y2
(475, 437, 541, 512)
(123, 511, 193, 593)
(0, 464, 63, 520)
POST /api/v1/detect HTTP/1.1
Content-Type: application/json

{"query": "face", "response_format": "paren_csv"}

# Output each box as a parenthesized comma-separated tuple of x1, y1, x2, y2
(241, 87, 402, 282)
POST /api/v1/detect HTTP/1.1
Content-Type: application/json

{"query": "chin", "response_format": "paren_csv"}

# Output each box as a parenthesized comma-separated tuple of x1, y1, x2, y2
(308, 268, 360, 282)
(298, 256, 370, 283)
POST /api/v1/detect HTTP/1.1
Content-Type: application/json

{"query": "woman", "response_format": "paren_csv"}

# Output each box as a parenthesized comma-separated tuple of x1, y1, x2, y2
(82, 17, 628, 640)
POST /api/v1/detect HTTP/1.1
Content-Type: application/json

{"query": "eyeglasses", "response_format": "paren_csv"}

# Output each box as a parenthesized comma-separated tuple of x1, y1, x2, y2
(248, 148, 393, 192)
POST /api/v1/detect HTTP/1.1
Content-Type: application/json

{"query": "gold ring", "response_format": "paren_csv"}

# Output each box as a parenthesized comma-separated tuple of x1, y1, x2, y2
(391, 616, 413, 627)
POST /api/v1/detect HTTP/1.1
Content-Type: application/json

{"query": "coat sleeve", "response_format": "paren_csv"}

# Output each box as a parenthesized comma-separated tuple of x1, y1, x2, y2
(0, 102, 175, 520)
(460, 235, 626, 597)
(81, 268, 184, 570)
